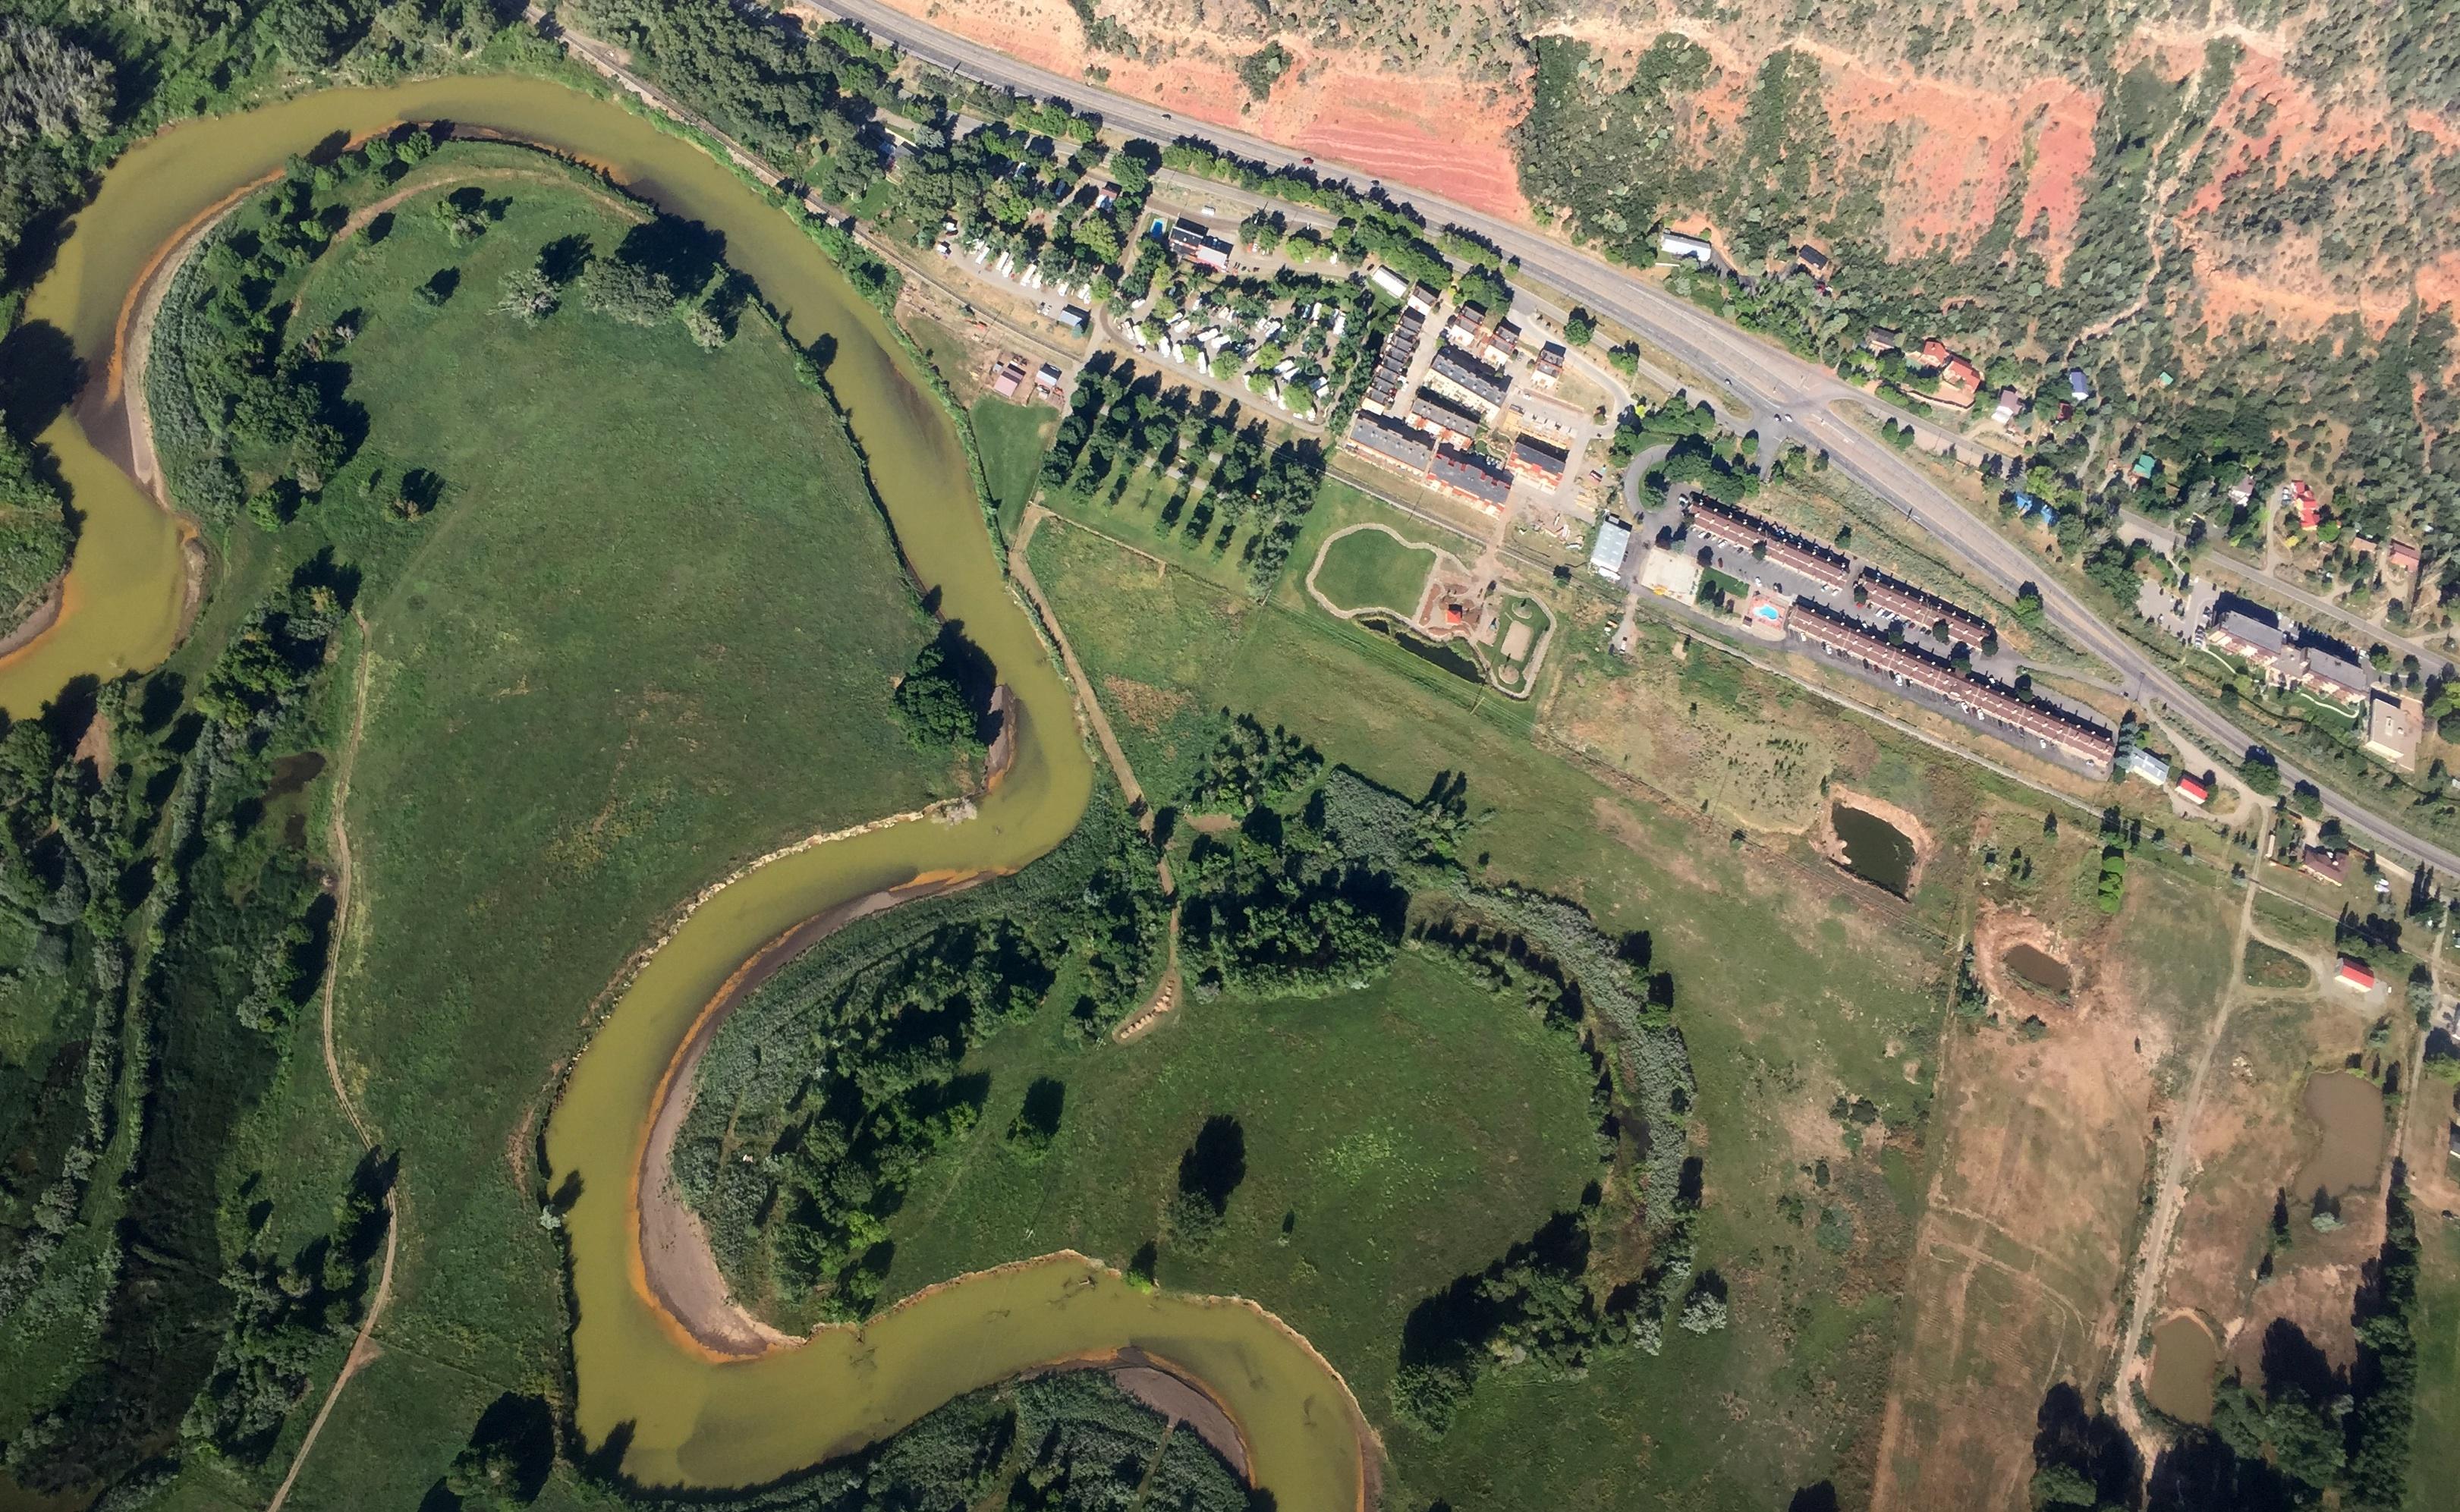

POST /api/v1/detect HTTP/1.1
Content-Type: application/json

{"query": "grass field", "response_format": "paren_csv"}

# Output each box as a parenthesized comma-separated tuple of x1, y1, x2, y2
(1309, 525, 1439, 615)
(161, 146, 947, 1508)
(1028, 513, 1955, 1509)
(971, 395, 1055, 536)
(2245, 938, 2315, 988)
(1023, 514, 1255, 798)
(879, 949, 1603, 1423)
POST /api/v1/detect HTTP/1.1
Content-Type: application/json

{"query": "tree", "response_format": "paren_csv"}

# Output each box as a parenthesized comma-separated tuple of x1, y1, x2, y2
(1237, 42, 1294, 102)
(679, 303, 728, 349)
(495, 268, 558, 323)
(580, 256, 676, 325)
(0, 20, 113, 145)
(1564, 306, 1596, 345)
(892, 633, 987, 753)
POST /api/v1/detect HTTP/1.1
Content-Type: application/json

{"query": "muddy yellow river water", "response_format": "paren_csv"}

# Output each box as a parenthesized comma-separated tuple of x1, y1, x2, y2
(24, 74, 1364, 1508)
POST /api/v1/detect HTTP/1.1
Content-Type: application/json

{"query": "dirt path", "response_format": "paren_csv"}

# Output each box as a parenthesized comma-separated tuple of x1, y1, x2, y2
(2109, 880, 2259, 1457)
(267, 607, 398, 1512)
(1007, 504, 1148, 819)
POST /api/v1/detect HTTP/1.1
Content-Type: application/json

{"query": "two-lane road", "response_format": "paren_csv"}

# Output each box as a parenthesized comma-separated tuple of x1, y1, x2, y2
(798, 0, 2460, 878)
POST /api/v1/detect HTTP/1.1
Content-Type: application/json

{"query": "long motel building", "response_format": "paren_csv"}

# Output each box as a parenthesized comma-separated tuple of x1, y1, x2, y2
(1683, 496, 1853, 596)
(1787, 600, 2117, 772)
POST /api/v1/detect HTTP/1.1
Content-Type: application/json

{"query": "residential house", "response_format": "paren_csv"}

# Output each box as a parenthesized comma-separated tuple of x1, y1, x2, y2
(2301, 846, 2351, 887)
(1430, 445, 1514, 515)
(1918, 337, 1952, 370)
(987, 353, 1027, 400)
(1483, 322, 1522, 366)
(1033, 363, 1064, 398)
(1530, 342, 1568, 390)
(1406, 388, 1483, 445)
(2131, 453, 2159, 484)
(1508, 435, 1570, 490)
(2067, 368, 2093, 402)
(1444, 302, 1487, 347)
(1347, 411, 1436, 476)
(1055, 304, 1090, 333)
(2389, 537, 2423, 580)
(1795, 243, 1831, 277)
(1590, 515, 1635, 582)
(1865, 326, 1901, 355)
(1993, 388, 2026, 425)
(1408, 282, 1440, 315)
(1428, 347, 1512, 415)
(2289, 480, 2320, 530)
(2298, 642, 2372, 706)
(1943, 355, 1981, 392)
(2364, 691, 2424, 771)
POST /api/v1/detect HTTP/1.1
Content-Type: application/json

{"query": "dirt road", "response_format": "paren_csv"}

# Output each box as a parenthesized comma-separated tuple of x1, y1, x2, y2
(2109, 881, 2258, 1455)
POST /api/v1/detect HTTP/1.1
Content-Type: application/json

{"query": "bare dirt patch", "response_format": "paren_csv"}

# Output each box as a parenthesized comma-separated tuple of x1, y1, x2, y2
(1870, 954, 2161, 1510)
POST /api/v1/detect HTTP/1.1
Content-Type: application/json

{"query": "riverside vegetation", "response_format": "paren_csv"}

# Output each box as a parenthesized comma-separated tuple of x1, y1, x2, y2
(0, 126, 988, 1504)
(681, 713, 1716, 1501)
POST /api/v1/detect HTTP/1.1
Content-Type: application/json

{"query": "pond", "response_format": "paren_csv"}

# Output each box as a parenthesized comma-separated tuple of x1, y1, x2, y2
(2002, 943, 2074, 995)
(2146, 1314, 2220, 1424)
(2295, 1070, 2386, 1201)
(1830, 803, 1917, 894)
(1358, 611, 1486, 684)
(35, 74, 1364, 1510)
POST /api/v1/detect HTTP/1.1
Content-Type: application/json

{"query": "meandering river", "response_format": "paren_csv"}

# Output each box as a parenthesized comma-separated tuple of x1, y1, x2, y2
(21, 74, 1366, 1509)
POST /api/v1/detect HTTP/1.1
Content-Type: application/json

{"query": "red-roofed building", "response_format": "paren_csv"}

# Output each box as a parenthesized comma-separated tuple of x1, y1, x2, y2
(1920, 337, 1951, 368)
(2290, 480, 2320, 530)
(2336, 957, 2376, 991)
(1943, 356, 1981, 392)
(2175, 775, 2209, 805)
(2389, 538, 2422, 577)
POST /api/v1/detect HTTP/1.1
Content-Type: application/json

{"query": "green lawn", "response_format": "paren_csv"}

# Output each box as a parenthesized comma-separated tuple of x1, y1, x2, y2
(1029, 512, 1952, 1509)
(1309, 525, 1439, 615)
(187, 146, 946, 1507)
(2411, 1211, 2460, 1511)
(881, 948, 1603, 1424)
(1024, 515, 1257, 799)
(971, 395, 1054, 536)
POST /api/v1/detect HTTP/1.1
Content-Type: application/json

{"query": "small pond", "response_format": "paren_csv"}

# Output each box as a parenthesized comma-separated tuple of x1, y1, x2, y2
(1831, 803, 1917, 894)
(2003, 944, 2074, 995)
(265, 750, 328, 799)
(1358, 613, 1486, 684)
(2295, 1070, 2386, 1200)
(2146, 1315, 2221, 1424)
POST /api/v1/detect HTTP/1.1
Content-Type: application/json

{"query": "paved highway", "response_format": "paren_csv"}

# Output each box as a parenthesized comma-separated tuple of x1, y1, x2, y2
(801, 0, 2460, 878)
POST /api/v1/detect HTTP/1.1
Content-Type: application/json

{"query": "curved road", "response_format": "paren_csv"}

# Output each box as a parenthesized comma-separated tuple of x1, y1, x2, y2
(803, 0, 2460, 878)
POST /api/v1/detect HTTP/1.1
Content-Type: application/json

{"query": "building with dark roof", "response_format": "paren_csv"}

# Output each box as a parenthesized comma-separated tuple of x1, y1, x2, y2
(1408, 388, 1483, 442)
(1348, 412, 1434, 475)
(1430, 445, 1513, 514)
(1428, 347, 1511, 410)
(1508, 435, 1569, 488)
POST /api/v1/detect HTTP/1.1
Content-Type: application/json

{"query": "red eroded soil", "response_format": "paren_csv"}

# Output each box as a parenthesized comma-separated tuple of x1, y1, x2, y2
(868, 0, 1532, 219)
